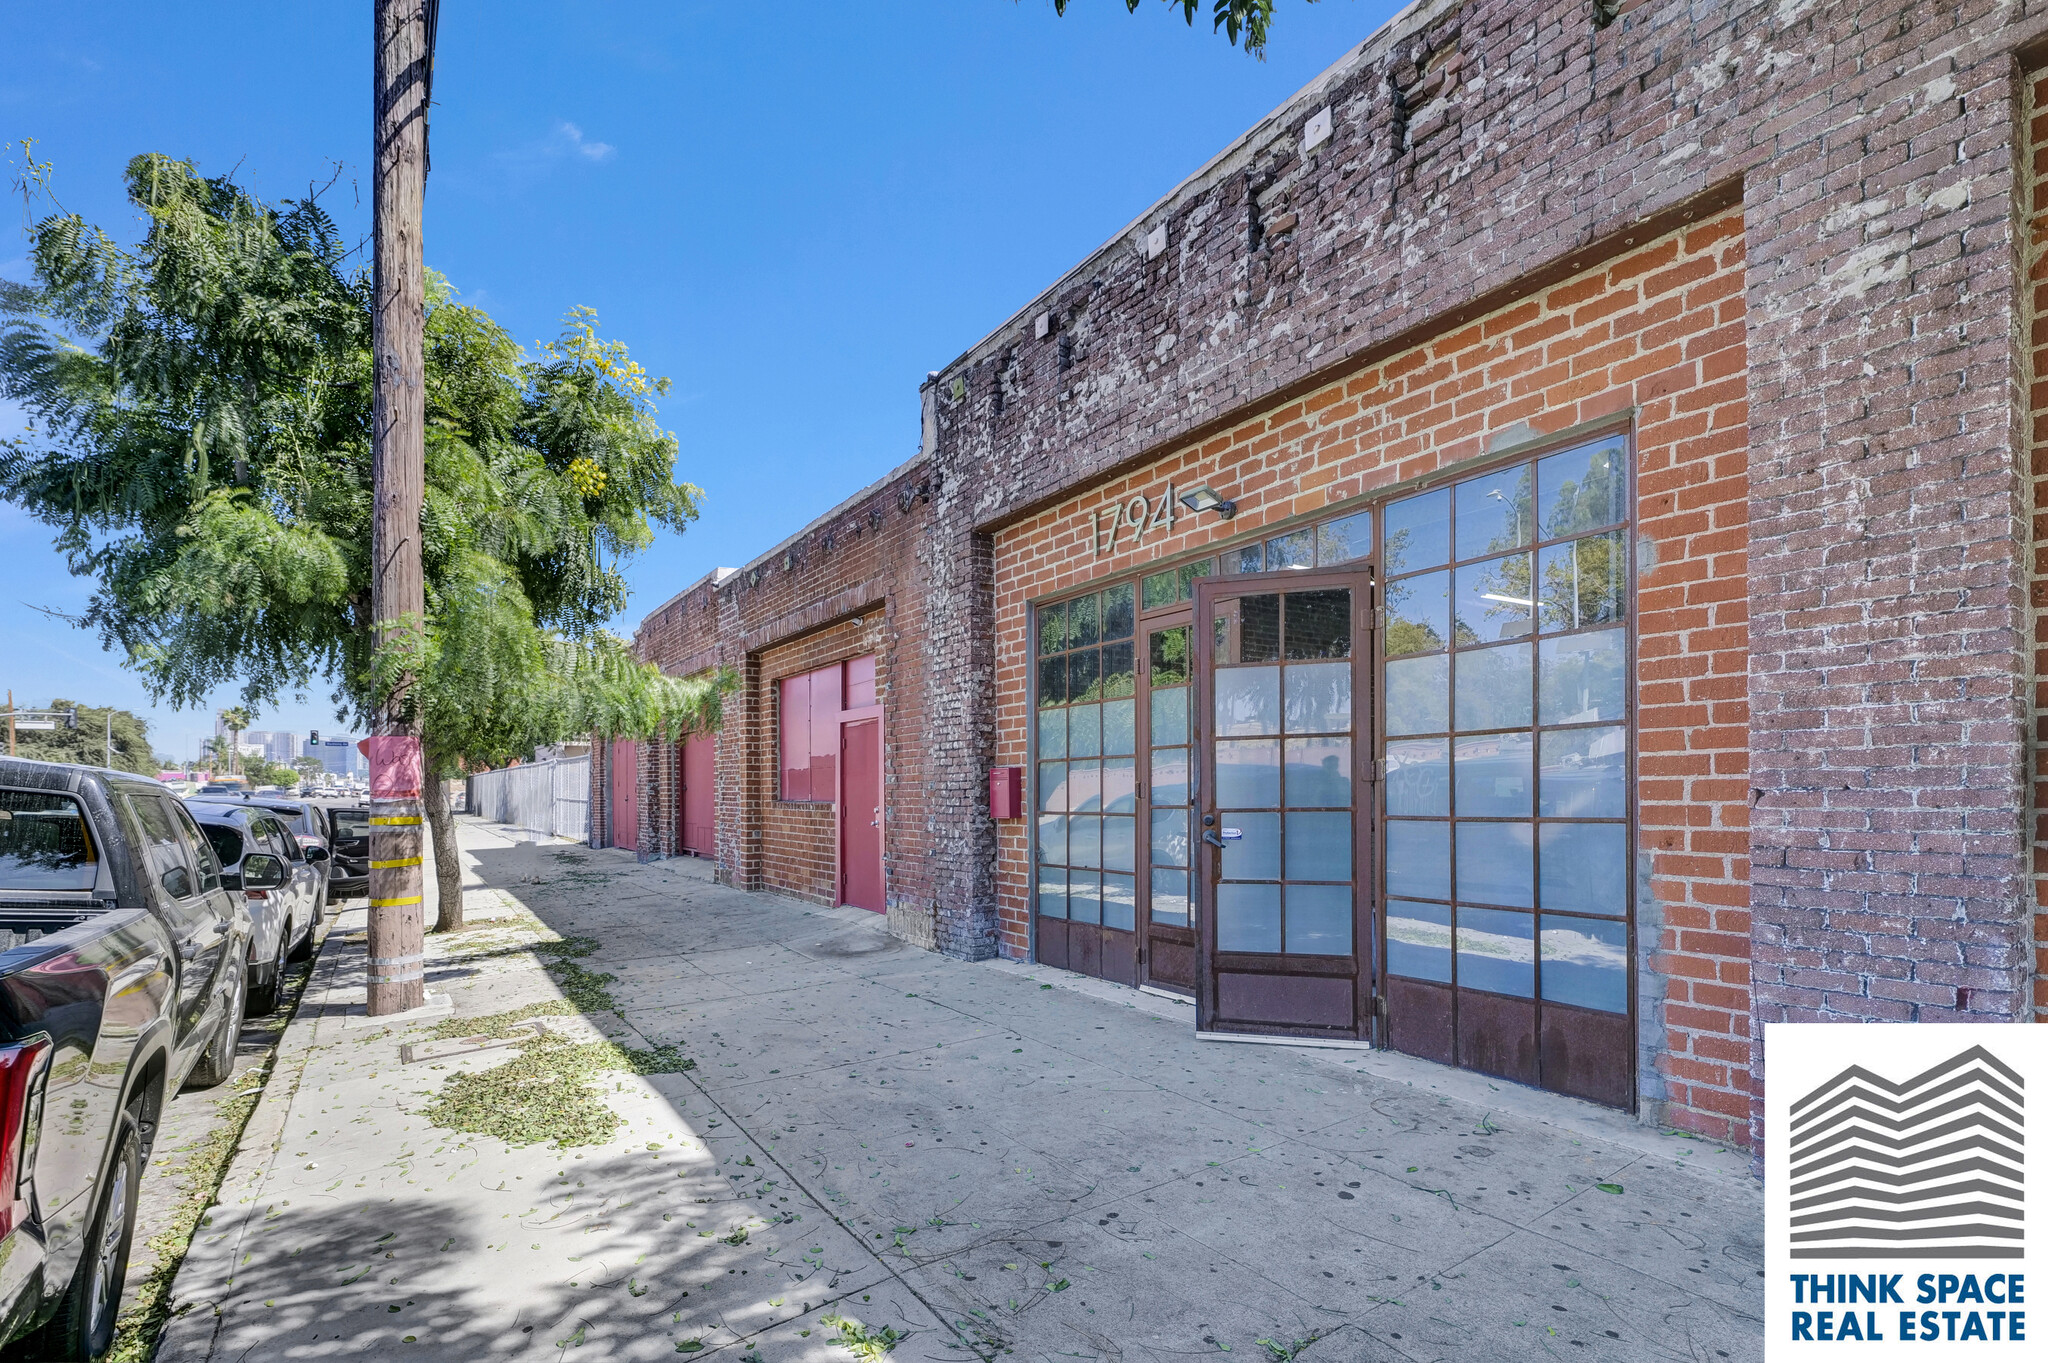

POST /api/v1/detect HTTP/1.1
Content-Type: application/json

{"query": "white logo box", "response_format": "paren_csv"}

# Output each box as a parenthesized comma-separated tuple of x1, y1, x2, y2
(1767, 1023, 2035, 1358)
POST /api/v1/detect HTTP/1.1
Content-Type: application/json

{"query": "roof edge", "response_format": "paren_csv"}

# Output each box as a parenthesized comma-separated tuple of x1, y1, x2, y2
(921, 0, 1452, 389)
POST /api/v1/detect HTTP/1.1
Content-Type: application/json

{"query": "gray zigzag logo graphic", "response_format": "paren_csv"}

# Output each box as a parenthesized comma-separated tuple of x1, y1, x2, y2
(1787, 1045, 2023, 1260)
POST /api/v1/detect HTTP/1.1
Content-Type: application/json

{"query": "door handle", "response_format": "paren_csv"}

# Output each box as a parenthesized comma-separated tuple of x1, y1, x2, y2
(1202, 831, 1228, 850)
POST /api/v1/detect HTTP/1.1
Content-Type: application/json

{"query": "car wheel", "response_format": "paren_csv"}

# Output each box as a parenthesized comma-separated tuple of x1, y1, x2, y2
(185, 962, 246, 1090)
(248, 920, 290, 1016)
(37, 1107, 142, 1359)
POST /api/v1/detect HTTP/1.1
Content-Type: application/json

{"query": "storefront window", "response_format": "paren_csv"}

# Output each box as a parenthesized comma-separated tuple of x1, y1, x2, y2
(1147, 624, 1192, 925)
(1030, 506, 1371, 951)
(1037, 583, 1139, 930)
(1379, 434, 1630, 1013)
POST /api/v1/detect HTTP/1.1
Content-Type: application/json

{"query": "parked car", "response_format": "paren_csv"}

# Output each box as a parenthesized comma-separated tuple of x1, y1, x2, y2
(0, 757, 250, 1358)
(323, 805, 369, 902)
(220, 798, 334, 923)
(195, 782, 242, 796)
(185, 804, 321, 1016)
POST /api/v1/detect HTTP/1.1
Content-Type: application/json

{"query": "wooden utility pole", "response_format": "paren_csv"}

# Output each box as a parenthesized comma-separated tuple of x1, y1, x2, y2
(367, 0, 430, 1015)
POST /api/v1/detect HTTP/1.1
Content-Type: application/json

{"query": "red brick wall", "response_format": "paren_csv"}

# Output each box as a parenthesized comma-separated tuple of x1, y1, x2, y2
(753, 616, 888, 907)
(632, 462, 942, 944)
(991, 208, 1751, 1141)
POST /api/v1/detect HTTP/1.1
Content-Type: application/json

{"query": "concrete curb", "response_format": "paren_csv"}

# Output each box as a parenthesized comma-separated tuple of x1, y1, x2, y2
(154, 918, 355, 1361)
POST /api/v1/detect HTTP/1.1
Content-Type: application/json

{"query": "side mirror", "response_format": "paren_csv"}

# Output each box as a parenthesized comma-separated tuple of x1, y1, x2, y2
(240, 854, 286, 891)
(305, 845, 330, 864)
(160, 866, 193, 900)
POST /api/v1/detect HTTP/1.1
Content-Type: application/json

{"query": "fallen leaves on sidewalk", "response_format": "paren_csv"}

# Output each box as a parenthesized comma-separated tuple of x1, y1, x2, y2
(420, 1012, 692, 1149)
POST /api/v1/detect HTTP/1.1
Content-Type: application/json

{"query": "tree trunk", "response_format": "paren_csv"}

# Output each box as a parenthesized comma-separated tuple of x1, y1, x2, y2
(424, 774, 463, 933)
(366, 0, 429, 1015)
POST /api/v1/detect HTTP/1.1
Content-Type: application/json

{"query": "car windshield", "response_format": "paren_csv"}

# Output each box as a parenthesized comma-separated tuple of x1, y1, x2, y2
(199, 823, 243, 868)
(331, 811, 369, 842)
(0, 790, 98, 891)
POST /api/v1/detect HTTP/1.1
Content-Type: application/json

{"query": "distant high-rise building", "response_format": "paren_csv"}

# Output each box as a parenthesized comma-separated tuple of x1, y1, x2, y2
(312, 738, 367, 778)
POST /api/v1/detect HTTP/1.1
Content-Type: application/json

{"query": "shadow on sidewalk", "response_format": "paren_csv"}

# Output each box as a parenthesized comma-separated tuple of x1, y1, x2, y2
(434, 832, 1764, 1363)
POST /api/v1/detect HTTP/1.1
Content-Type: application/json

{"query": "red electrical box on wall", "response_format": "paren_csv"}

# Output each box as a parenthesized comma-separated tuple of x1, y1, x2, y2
(989, 766, 1024, 820)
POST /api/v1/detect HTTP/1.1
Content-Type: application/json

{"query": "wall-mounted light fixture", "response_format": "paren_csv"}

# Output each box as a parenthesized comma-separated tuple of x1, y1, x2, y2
(1180, 485, 1237, 520)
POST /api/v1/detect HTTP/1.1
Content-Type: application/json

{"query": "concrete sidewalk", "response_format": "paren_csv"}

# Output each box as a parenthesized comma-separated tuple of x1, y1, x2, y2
(157, 817, 1761, 1362)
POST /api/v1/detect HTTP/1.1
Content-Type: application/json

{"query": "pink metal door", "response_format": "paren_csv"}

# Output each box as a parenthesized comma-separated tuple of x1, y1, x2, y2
(838, 719, 883, 911)
(609, 739, 639, 852)
(680, 733, 714, 857)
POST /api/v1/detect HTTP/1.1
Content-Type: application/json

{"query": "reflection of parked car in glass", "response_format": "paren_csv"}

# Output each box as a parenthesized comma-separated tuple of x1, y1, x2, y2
(185, 803, 321, 1015)
(0, 758, 251, 1358)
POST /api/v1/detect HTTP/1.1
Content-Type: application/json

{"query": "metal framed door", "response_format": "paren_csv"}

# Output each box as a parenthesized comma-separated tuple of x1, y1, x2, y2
(1193, 570, 1374, 1041)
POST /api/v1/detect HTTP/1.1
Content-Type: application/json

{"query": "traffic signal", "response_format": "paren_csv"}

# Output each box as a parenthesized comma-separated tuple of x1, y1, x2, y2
(310, 730, 320, 745)
(63, 709, 77, 730)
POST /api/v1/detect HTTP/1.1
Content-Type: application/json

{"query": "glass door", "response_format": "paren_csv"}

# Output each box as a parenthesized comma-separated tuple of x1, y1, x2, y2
(1192, 571, 1374, 1040)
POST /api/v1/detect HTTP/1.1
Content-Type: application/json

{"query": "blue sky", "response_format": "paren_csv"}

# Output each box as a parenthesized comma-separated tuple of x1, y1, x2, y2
(2, 0, 1399, 766)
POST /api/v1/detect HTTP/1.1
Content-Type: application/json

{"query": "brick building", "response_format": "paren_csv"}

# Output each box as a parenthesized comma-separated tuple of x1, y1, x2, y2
(612, 0, 2048, 1150)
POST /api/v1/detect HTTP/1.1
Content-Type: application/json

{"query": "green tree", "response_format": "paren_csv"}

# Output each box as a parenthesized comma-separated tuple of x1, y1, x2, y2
(218, 706, 253, 776)
(9, 699, 157, 775)
(1, 153, 728, 928)
(1053, 0, 1310, 55)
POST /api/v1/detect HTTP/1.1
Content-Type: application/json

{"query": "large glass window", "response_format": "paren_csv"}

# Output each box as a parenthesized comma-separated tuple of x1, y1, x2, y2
(1030, 506, 1369, 950)
(1380, 434, 1630, 1013)
(1036, 583, 1139, 931)
(1224, 509, 1373, 575)
(1147, 625, 1192, 926)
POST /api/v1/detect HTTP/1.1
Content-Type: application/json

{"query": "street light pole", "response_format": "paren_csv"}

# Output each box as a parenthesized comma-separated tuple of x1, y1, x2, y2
(367, 0, 431, 1016)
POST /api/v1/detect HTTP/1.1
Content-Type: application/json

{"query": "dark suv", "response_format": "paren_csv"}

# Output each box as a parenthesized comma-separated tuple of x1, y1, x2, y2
(0, 758, 251, 1357)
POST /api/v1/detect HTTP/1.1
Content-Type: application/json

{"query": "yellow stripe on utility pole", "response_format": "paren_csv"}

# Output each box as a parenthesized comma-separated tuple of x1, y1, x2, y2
(370, 857, 422, 869)
(368, 895, 423, 908)
(369, 815, 422, 826)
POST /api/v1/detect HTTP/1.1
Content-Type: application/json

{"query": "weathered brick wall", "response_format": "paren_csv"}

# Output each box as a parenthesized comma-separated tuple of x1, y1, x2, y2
(922, 0, 2040, 1152)
(2030, 68, 2048, 1026)
(992, 209, 1751, 1137)
(632, 462, 939, 943)
(628, 0, 2046, 1143)
(752, 615, 889, 908)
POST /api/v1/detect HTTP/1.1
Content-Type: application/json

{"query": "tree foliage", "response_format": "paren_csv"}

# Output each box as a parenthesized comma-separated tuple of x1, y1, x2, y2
(0, 154, 726, 776)
(8, 700, 157, 775)
(1052, 0, 1309, 55)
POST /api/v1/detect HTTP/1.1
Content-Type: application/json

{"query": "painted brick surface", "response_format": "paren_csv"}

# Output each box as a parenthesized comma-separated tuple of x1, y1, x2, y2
(2031, 69, 2048, 1026)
